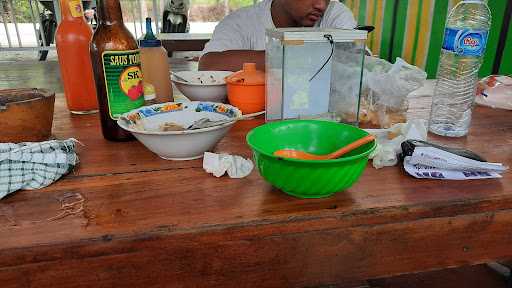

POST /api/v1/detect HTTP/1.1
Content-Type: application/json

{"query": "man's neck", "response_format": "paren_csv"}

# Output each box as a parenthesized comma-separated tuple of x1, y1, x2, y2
(270, 0, 298, 28)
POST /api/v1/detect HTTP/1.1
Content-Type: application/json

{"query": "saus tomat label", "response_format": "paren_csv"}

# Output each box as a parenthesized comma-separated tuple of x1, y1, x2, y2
(101, 50, 144, 120)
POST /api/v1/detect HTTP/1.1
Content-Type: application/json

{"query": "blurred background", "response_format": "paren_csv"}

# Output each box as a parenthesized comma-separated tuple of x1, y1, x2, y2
(1, 0, 511, 79)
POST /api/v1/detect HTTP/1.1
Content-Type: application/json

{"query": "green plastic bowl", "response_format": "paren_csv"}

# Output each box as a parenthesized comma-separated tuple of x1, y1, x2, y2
(246, 120, 376, 198)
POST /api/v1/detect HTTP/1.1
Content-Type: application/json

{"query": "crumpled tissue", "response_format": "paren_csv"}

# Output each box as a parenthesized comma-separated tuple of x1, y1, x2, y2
(365, 119, 427, 169)
(203, 152, 254, 178)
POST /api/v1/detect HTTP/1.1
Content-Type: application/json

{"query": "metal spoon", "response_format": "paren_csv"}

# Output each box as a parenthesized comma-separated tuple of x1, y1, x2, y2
(273, 134, 375, 160)
(171, 72, 190, 83)
(186, 118, 234, 130)
(186, 111, 266, 130)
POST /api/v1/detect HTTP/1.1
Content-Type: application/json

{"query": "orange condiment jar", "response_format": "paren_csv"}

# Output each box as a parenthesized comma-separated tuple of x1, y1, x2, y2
(225, 63, 265, 114)
(55, 0, 98, 114)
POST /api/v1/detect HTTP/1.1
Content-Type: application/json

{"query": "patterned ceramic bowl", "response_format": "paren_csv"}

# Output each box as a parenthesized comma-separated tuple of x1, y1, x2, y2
(118, 101, 241, 160)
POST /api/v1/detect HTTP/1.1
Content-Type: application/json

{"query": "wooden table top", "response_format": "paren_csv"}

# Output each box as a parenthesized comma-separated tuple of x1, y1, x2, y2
(160, 34, 211, 54)
(1, 90, 511, 287)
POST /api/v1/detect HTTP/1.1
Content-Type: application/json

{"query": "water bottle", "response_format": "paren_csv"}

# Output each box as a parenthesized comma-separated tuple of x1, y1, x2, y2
(428, 0, 491, 137)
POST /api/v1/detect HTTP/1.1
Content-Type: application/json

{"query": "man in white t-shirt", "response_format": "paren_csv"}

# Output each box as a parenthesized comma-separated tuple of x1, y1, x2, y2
(198, 0, 357, 71)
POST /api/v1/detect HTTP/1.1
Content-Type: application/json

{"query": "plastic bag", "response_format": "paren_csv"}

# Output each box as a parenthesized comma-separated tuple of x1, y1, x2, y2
(365, 119, 427, 169)
(476, 75, 512, 110)
(360, 57, 427, 128)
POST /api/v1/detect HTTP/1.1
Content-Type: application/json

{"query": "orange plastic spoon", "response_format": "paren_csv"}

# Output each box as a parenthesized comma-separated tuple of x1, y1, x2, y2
(273, 134, 376, 160)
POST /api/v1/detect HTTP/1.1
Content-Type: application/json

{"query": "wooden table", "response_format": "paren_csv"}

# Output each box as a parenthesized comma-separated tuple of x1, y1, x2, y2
(159, 33, 211, 56)
(1, 92, 511, 287)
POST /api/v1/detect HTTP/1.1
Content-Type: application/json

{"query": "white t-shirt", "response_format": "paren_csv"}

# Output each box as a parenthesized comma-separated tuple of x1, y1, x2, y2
(201, 0, 357, 55)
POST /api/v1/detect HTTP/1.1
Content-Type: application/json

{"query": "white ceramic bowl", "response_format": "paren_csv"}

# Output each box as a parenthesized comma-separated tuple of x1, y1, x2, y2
(117, 101, 242, 160)
(171, 71, 233, 103)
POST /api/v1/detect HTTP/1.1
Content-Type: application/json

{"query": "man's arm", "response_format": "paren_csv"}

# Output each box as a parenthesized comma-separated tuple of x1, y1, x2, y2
(198, 50, 265, 72)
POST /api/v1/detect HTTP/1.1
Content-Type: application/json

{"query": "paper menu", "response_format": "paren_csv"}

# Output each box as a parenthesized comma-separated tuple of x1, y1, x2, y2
(403, 146, 508, 180)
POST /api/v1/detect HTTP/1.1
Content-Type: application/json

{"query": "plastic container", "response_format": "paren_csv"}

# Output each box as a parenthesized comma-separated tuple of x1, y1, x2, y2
(139, 17, 173, 105)
(225, 63, 265, 114)
(246, 120, 376, 198)
(55, 0, 98, 114)
(428, 0, 491, 137)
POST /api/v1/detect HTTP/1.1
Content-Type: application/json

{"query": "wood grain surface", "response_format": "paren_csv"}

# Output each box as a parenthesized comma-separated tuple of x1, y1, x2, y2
(0, 93, 511, 287)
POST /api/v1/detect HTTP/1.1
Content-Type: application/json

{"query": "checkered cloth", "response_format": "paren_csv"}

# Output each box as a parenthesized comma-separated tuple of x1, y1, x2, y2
(0, 139, 78, 199)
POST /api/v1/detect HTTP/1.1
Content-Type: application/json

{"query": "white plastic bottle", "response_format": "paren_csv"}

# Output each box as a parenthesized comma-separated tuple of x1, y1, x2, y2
(428, 0, 491, 137)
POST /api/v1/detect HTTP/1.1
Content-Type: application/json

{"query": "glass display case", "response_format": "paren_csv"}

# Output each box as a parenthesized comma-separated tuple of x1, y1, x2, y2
(265, 28, 367, 125)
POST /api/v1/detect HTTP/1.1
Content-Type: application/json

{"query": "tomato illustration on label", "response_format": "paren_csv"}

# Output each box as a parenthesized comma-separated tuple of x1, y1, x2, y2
(119, 66, 144, 101)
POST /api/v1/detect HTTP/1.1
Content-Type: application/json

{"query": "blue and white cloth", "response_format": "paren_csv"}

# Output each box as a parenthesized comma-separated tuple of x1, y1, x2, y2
(0, 139, 78, 199)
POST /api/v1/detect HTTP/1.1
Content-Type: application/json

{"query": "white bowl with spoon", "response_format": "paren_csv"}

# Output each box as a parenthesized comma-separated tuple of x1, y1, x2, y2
(171, 71, 233, 103)
(117, 101, 242, 160)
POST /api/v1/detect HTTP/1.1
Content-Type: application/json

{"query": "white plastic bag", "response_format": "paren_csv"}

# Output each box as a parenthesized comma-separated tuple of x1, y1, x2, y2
(476, 75, 512, 110)
(361, 57, 427, 128)
(365, 119, 428, 169)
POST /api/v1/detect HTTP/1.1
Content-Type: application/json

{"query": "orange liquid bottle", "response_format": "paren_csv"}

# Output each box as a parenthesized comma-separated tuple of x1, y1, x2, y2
(55, 0, 98, 114)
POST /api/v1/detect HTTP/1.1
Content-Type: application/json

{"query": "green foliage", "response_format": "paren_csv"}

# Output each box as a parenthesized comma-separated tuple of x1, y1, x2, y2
(13, 1, 35, 22)
(191, 0, 255, 9)
(229, 0, 254, 9)
(0, 0, 256, 24)
(0, 0, 36, 23)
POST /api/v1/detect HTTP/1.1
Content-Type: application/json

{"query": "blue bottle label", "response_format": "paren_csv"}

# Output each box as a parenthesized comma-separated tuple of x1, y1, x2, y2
(442, 27, 489, 57)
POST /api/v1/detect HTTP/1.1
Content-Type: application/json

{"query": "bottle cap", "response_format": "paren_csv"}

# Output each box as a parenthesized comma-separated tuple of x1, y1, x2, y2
(139, 18, 162, 47)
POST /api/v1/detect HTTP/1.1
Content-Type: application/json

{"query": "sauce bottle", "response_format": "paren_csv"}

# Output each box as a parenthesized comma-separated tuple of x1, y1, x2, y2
(139, 17, 173, 105)
(55, 0, 98, 114)
(90, 0, 144, 141)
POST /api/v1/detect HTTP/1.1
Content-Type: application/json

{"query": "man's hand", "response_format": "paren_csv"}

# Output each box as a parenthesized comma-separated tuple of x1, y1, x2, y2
(198, 50, 265, 71)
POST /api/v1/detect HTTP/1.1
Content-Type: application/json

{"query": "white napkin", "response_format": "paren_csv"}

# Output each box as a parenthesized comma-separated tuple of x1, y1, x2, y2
(203, 152, 254, 178)
(365, 119, 428, 169)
